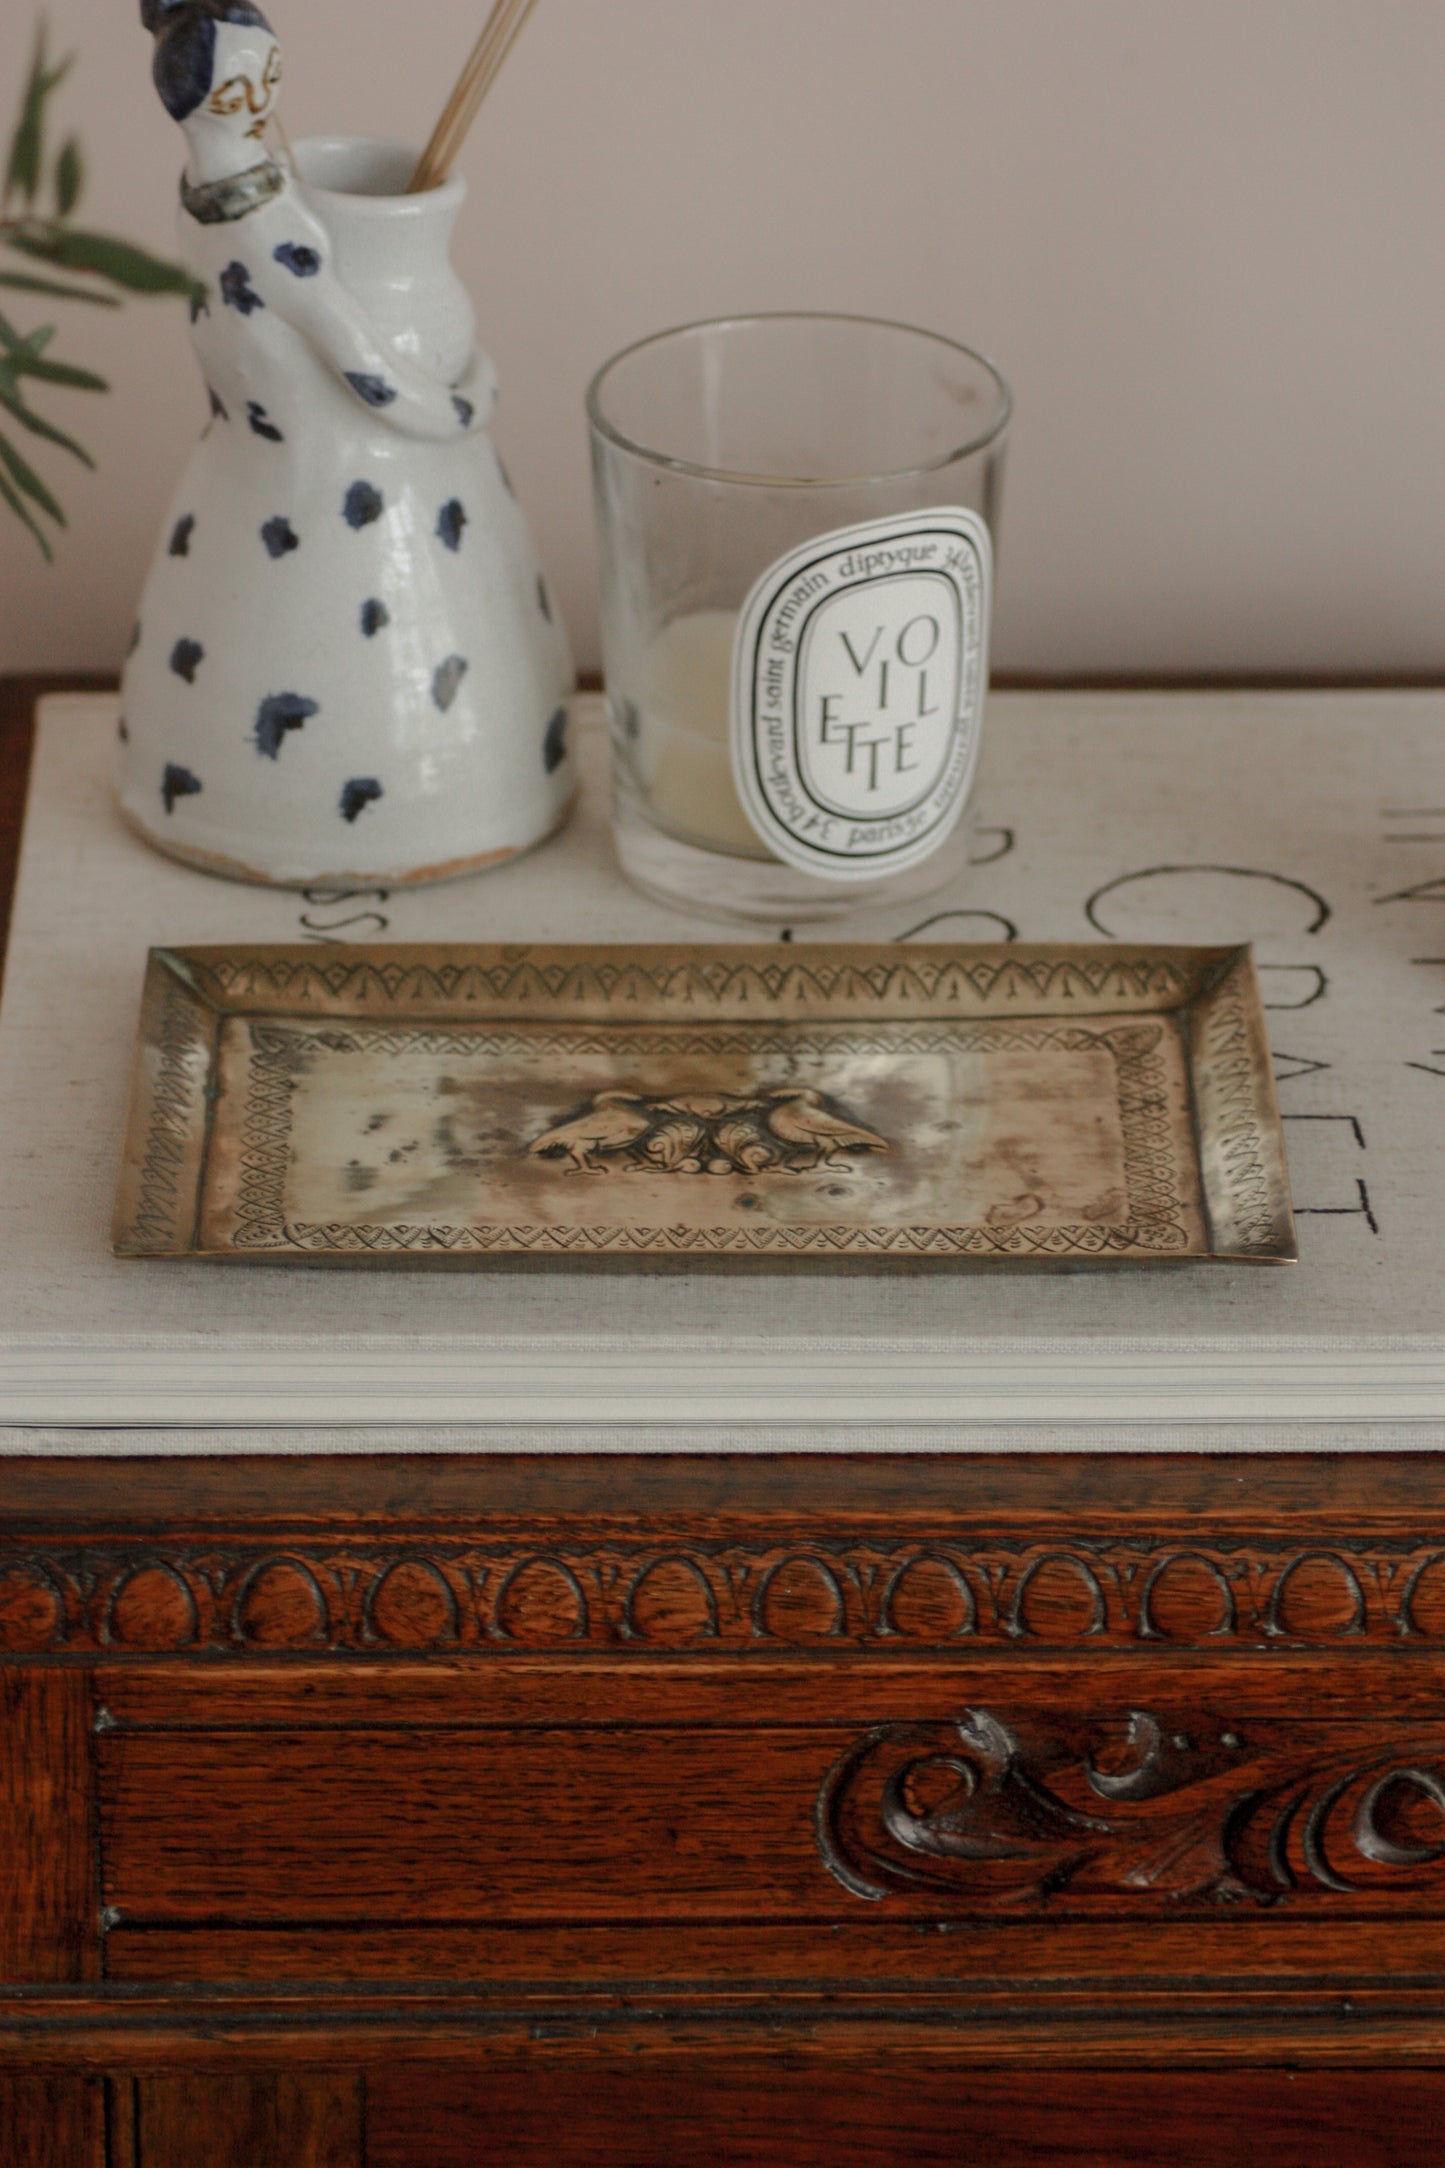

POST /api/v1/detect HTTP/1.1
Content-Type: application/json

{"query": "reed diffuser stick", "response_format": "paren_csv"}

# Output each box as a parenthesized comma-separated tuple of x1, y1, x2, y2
(422, 1, 518, 167)
(408, 0, 540, 194)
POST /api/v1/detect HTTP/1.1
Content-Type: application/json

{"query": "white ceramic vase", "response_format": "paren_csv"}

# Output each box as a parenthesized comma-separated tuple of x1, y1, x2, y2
(118, 135, 575, 887)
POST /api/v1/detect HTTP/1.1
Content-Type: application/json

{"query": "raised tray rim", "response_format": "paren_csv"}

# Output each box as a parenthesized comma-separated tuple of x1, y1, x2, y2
(111, 940, 1296, 1269)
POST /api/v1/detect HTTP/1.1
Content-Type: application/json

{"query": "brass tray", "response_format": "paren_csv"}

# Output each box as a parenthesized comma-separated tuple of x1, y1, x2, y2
(112, 942, 1295, 1267)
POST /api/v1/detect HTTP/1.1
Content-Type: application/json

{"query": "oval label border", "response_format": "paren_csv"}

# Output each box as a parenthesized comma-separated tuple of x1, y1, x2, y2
(730, 507, 993, 881)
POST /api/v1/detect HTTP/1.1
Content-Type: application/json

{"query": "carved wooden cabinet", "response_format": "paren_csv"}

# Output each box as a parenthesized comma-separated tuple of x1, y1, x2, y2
(5, 1450, 1445, 2166)
(4, 677, 1445, 2164)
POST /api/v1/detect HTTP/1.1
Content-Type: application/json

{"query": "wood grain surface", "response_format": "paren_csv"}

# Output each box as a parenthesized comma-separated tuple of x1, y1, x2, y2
(365, 2061, 1445, 2168)
(0, 2075, 105, 2167)
(8, 1443, 1445, 1526)
(0, 1672, 96, 1984)
(0, 677, 39, 997)
(130, 2073, 361, 2167)
(0, 676, 111, 1002)
(96, 1910, 1445, 1990)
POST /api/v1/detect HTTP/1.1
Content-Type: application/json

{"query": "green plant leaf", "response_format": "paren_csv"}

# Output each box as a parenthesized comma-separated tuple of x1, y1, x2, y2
(7, 227, 197, 299)
(0, 308, 50, 358)
(0, 374, 94, 466)
(0, 426, 65, 526)
(4, 29, 50, 210)
(54, 137, 83, 217)
(3, 32, 70, 213)
(0, 448, 53, 559)
(13, 351, 108, 392)
(0, 271, 120, 309)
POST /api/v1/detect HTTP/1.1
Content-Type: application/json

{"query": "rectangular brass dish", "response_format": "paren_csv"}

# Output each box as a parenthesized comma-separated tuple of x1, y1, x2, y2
(112, 942, 1295, 1266)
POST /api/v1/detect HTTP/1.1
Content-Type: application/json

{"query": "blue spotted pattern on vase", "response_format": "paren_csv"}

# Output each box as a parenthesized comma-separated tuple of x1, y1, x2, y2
(432, 655, 468, 711)
(169, 637, 204, 683)
(273, 240, 321, 277)
(345, 371, 396, 408)
(161, 762, 202, 813)
(543, 705, 568, 774)
(118, 105, 576, 888)
(219, 260, 263, 314)
(254, 692, 319, 759)
(339, 777, 383, 823)
(343, 480, 384, 529)
(261, 516, 300, 558)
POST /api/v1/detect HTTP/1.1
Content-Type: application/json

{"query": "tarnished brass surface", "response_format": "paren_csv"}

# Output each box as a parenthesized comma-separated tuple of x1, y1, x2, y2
(112, 943, 1295, 1266)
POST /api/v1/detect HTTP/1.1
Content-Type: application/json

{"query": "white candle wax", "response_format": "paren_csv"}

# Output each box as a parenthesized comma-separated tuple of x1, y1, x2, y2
(630, 610, 769, 857)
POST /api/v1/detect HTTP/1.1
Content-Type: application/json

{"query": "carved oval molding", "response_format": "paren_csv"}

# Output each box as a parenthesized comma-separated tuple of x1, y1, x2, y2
(1402, 1554, 1445, 1639)
(7, 1536, 1445, 1655)
(0, 1563, 65, 1652)
(1010, 1554, 1107, 1640)
(235, 1557, 331, 1647)
(1269, 1552, 1366, 1640)
(367, 1559, 460, 1648)
(1139, 1552, 1235, 1640)
(880, 1555, 976, 1641)
(494, 1557, 589, 1644)
(627, 1556, 720, 1644)
(756, 1556, 847, 1640)
(106, 1562, 198, 1651)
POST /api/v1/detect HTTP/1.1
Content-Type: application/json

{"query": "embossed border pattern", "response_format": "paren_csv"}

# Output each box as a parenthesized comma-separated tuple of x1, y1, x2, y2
(226, 1020, 1190, 1256)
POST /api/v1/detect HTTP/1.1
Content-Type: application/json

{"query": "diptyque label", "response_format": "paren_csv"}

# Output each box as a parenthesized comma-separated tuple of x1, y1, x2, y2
(731, 508, 993, 878)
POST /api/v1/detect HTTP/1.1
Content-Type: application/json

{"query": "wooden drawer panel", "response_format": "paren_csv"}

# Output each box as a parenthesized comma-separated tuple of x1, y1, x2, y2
(122, 2073, 361, 2167)
(15, 1449, 1445, 2110)
(101, 1726, 839, 1921)
(97, 1663, 1445, 1951)
(364, 2063, 1445, 2168)
(0, 2076, 104, 2167)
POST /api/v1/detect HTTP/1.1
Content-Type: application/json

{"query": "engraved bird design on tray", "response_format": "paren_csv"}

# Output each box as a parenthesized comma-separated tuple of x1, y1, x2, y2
(528, 1087, 892, 1176)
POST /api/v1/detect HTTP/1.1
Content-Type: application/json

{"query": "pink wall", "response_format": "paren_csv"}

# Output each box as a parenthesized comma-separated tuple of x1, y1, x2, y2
(1, 0, 1442, 676)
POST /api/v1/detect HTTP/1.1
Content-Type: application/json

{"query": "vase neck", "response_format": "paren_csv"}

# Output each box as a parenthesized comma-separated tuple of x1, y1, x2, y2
(292, 136, 475, 386)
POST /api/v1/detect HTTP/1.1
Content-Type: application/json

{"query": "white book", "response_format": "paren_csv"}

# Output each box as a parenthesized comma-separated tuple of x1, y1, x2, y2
(0, 691, 1441, 1445)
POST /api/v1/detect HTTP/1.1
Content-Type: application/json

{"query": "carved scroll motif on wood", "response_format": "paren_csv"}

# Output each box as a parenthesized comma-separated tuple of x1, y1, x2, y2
(816, 1710, 1445, 1910)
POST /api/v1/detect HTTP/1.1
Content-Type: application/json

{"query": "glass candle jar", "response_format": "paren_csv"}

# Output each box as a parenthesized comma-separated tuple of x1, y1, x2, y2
(587, 313, 1010, 922)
